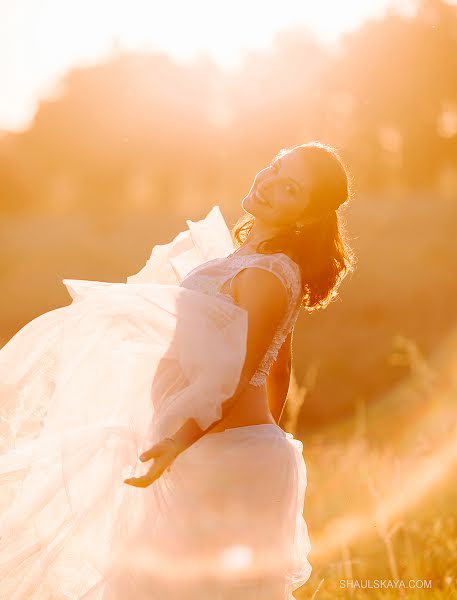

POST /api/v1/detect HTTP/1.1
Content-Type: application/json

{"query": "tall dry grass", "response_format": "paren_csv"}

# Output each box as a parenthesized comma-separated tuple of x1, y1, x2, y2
(283, 330, 457, 599)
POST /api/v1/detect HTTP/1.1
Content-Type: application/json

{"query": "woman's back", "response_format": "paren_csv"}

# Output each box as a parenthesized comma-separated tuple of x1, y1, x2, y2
(179, 251, 303, 432)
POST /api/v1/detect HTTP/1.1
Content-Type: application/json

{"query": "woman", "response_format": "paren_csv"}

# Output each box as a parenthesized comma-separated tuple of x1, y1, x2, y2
(0, 141, 355, 599)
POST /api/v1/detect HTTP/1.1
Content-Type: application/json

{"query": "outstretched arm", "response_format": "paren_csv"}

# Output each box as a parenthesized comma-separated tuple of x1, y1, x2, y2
(125, 267, 288, 487)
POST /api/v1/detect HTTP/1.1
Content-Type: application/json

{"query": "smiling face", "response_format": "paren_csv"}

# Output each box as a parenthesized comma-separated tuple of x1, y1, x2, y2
(242, 147, 312, 229)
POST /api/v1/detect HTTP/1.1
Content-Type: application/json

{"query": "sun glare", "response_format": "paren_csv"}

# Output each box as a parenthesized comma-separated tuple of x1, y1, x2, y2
(0, 0, 408, 131)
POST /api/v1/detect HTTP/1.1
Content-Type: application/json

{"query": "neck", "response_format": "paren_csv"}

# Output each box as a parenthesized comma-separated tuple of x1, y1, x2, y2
(242, 218, 282, 249)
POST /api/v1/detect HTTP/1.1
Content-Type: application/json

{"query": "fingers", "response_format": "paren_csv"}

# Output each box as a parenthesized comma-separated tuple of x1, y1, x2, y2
(139, 446, 161, 462)
(139, 439, 174, 462)
(124, 474, 157, 488)
(124, 457, 169, 488)
(124, 439, 177, 488)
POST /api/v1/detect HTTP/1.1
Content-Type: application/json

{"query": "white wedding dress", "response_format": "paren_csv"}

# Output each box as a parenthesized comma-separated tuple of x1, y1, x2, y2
(0, 205, 312, 599)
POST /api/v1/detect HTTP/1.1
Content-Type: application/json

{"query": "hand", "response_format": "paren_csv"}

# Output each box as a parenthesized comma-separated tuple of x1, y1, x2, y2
(124, 437, 182, 488)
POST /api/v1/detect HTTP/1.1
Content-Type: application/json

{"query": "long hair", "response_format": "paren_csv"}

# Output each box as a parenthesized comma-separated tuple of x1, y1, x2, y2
(232, 141, 357, 312)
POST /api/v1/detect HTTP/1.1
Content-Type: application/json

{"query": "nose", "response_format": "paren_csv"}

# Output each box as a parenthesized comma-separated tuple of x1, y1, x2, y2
(258, 169, 277, 194)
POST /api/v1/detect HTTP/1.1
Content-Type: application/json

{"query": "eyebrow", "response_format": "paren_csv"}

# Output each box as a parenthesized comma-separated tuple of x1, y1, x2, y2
(275, 156, 305, 194)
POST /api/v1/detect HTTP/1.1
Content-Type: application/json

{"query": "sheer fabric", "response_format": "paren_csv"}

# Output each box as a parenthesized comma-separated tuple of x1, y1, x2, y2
(0, 205, 312, 599)
(180, 251, 303, 386)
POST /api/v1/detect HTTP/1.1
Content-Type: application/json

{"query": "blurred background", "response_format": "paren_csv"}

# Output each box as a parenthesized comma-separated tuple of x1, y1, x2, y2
(1, 0, 457, 596)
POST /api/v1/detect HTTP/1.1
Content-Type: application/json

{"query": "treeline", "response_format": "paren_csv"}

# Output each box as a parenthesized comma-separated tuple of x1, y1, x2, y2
(1, 0, 457, 225)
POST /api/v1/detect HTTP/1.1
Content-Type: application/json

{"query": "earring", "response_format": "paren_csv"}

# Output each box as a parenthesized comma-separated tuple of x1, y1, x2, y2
(296, 217, 312, 229)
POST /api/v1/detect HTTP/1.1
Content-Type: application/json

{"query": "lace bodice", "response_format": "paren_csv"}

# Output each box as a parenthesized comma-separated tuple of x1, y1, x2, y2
(180, 252, 302, 386)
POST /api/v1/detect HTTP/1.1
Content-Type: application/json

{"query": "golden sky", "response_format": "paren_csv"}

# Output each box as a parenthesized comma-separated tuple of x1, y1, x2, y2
(0, 0, 417, 132)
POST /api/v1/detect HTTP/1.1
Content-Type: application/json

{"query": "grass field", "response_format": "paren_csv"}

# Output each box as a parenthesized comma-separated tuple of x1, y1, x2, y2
(283, 323, 457, 599)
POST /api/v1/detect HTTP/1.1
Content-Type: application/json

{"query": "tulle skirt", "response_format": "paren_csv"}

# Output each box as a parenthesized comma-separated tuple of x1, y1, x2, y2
(0, 206, 312, 599)
(101, 424, 311, 600)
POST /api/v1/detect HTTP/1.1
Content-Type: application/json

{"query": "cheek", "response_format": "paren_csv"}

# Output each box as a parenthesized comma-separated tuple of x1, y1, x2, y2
(272, 195, 303, 224)
(264, 208, 293, 230)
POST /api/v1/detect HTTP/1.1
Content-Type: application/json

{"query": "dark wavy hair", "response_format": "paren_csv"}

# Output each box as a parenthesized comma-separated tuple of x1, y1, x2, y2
(232, 141, 357, 312)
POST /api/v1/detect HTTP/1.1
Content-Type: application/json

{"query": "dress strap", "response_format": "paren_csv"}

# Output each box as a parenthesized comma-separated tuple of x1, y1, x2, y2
(219, 252, 302, 309)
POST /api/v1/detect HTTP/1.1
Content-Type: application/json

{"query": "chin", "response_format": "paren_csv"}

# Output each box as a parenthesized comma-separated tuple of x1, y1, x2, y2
(241, 193, 261, 217)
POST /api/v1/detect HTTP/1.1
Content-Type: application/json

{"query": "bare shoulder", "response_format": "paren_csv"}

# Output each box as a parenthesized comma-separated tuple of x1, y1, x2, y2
(231, 265, 288, 318)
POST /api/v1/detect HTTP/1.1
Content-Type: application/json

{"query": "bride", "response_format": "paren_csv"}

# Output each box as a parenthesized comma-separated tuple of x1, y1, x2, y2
(0, 141, 355, 599)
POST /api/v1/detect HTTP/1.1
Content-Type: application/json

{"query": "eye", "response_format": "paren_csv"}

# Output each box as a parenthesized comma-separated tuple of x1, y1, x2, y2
(286, 184, 296, 196)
